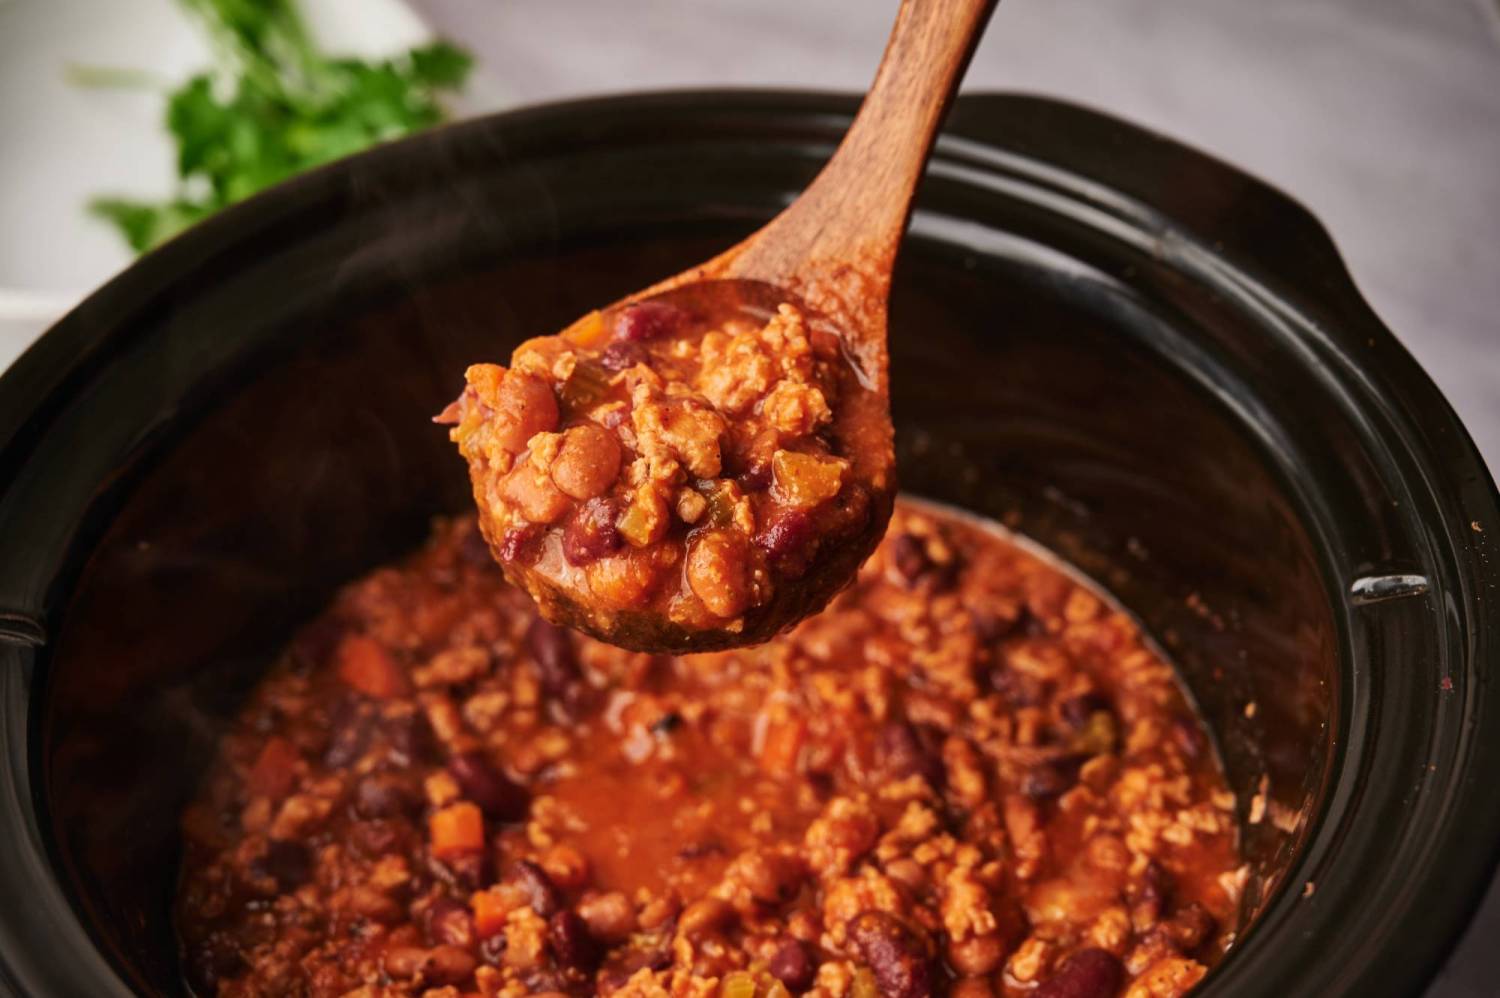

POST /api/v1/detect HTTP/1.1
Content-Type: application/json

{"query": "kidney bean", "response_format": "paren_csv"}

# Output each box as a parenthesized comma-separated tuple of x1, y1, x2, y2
(496, 524, 543, 563)
(526, 618, 582, 709)
(1059, 692, 1112, 728)
(987, 667, 1049, 708)
(384, 708, 437, 767)
(769, 937, 816, 992)
(754, 508, 815, 577)
(1020, 754, 1087, 800)
(256, 840, 312, 891)
(548, 909, 602, 971)
(1032, 948, 1122, 998)
(354, 772, 417, 819)
(323, 698, 371, 768)
(876, 722, 945, 788)
(510, 859, 563, 917)
(449, 751, 528, 821)
(350, 818, 411, 859)
(1133, 859, 1174, 923)
(561, 497, 623, 566)
(1162, 901, 1217, 952)
(612, 300, 685, 342)
(426, 896, 476, 948)
(600, 340, 645, 372)
(846, 911, 932, 998)
(430, 850, 487, 892)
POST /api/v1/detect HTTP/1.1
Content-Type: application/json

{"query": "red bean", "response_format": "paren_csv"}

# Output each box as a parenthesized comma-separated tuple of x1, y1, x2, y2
(425, 896, 476, 949)
(322, 698, 371, 767)
(354, 772, 418, 819)
(1059, 692, 1112, 728)
(876, 722, 944, 788)
(612, 301, 685, 343)
(448, 752, 528, 822)
(754, 508, 815, 577)
(1020, 754, 1087, 800)
(846, 911, 932, 998)
(496, 524, 543, 564)
(600, 341, 645, 371)
(1032, 948, 1123, 998)
(548, 909, 601, 971)
(526, 618, 582, 711)
(768, 938, 816, 992)
(561, 497, 623, 566)
(256, 840, 312, 891)
(510, 859, 562, 917)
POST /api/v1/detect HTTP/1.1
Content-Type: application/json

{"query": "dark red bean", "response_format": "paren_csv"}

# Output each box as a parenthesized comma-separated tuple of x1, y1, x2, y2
(876, 723, 944, 788)
(548, 909, 601, 971)
(384, 708, 436, 767)
(600, 341, 645, 372)
(1161, 902, 1216, 952)
(846, 911, 932, 998)
(496, 524, 543, 563)
(561, 497, 623, 566)
(426, 896, 476, 948)
(754, 509, 815, 577)
(510, 859, 562, 917)
(256, 839, 312, 891)
(323, 698, 371, 768)
(1059, 692, 1112, 728)
(889, 534, 959, 591)
(1020, 753, 1087, 800)
(187, 938, 247, 994)
(769, 937, 816, 992)
(351, 818, 412, 859)
(1136, 859, 1174, 917)
(526, 618, 582, 707)
(970, 607, 1022, 643)
(430, 851, 487, 892)
(479, 932, 508, 965)
(987, 667, 1049, 708)
(1033, 948, 1123, 998)
(612, 301, 685, 343)
(354, 771, 417, 819)
(448, 751, 529, 822)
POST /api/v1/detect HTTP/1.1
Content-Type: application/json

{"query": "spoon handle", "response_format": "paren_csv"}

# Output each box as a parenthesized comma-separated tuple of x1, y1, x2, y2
(726, 0, 1000, 287)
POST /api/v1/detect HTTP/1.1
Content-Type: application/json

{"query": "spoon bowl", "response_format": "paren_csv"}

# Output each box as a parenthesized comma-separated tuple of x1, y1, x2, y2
(448, 0, 998, 650)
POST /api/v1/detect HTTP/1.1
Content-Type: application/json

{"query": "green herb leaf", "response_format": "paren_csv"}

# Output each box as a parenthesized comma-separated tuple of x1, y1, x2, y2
(87, 0, 472, 254)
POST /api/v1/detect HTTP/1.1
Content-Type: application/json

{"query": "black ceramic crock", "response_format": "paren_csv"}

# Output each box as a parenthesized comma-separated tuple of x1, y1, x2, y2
(0, 91, 1495, 997)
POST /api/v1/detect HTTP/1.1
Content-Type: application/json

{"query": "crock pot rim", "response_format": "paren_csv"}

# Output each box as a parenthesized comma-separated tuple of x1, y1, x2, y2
(0, 89, 1494, 998)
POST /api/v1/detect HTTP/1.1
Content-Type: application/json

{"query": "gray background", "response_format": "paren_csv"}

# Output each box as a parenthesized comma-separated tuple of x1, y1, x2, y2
(412, 0, 1500, 993)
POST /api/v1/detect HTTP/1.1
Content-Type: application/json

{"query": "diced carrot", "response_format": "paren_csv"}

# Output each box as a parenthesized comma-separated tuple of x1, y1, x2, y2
(336, 634, 409, 699)
(470, 888, 510, 937)
(759, 717, 805, 775)
(246, 736, 300, 800)
(430, 801, 484, 859)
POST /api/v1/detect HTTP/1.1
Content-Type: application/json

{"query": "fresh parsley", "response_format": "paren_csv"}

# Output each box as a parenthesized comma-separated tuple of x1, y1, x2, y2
(88, 0, 472, 253)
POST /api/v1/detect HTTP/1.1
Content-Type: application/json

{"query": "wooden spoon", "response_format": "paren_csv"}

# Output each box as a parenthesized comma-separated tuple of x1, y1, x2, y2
(446, 0, 999, 652)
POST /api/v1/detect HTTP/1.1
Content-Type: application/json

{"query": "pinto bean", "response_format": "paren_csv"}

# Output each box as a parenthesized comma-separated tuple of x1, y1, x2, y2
(678, 897, 735, 939)
(686, 528, 752, 619)
(1032, 948, 1122, 998)
(550, 424, 622, 500)
(846, 911, 932, 998)
(500, 460, 571, 524)
(490, 370, 560, 453)
(576, 891, 637, 943)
